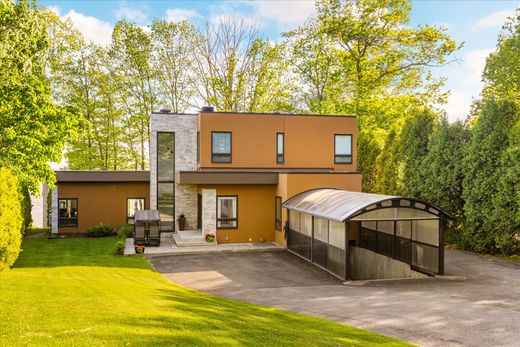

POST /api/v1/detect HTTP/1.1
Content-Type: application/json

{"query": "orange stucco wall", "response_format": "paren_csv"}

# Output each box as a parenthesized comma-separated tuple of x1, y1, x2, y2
(198, 184, 276, 244)
(198, 112, 358, 171)
(58, 182, 149, 233)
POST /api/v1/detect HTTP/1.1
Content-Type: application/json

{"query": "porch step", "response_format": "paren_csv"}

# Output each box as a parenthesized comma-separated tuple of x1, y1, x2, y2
(173, 230, 215, 247)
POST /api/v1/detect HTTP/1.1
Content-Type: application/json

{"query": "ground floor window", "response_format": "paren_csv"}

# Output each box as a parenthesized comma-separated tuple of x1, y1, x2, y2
(217, 196, 237, 229)
(275, 196, 282, 231)
(58, 198, 78, 227)
(127, 198, 145, 224)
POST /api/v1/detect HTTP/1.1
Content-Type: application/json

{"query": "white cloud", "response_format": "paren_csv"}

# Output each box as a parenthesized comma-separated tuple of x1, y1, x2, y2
(252, 0, 316, 27)
(442, 48, 493, 121)
(113, 6, 148, 24)
(165, 8, 200, 22)
(61, 9, 113, 47)
(471, 8, 516, 31)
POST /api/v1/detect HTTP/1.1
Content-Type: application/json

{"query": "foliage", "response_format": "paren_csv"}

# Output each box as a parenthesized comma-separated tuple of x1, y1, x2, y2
(86, 223, 113, 237)
(462, 98, 518, 254)
(205, 234, 215, 243)
(0, 0, 79, 193)
(26, 227, 51, 234)
(113, 240, 125, 255)
(0, 167, 23, 271)
(20, 185, 33, 234)
(0, 237, 411, 346)
(117, 224, 134, 239)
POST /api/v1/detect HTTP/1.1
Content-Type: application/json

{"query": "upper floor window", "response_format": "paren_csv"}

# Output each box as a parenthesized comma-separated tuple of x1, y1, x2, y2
(217, 196, 238, 228)
(157, 132, 175, 181)
(127, 198, 145, 224)
(276, 133, 284, 164)
(334, 134, 352, 164)
(212, 132, 232, 163)
(58, 198, 78, 227)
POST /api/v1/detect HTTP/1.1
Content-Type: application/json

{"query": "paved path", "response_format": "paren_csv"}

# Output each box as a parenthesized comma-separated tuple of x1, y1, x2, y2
(149, 249, 520, 347)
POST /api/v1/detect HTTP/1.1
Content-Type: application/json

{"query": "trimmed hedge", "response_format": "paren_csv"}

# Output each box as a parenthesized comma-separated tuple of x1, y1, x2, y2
(0, 168, 23, 270)
(114, 224, 134, 255)
(86, 223, 112, 237)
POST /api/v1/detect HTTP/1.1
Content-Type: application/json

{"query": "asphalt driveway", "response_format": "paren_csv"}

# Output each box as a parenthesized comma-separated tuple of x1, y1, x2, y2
(149, 249, 520, 347)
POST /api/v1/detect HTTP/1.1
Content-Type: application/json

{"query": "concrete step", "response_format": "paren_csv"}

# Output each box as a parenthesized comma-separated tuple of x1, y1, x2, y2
(172, 232, 215, 247)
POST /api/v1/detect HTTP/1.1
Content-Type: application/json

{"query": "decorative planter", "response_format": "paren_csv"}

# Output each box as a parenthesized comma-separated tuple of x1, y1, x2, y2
(134, 246, 145, 254)
(178, 220, 186, 231)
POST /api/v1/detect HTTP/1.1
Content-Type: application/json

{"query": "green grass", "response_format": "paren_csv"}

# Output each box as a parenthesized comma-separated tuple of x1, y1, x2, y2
(0, 238, 413, 346)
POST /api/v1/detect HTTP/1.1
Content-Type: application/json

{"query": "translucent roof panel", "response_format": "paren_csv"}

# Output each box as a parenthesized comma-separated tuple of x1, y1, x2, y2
(350, 207, 438, 221)
(282, 189, 449, 222)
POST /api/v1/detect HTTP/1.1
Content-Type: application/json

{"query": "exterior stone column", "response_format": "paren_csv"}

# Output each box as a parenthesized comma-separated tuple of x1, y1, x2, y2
(51, 187, 58, 234)
(201, 189, 216, 241)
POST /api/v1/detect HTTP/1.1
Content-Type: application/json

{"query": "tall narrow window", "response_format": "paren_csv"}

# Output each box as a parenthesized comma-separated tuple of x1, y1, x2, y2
(217, 196, 238, 228)
(157, 132, 175, 229)
(58, 198, 78, 227)
(334, 134, 352, 164)
(212, 132, 231, 163)
(127, 198, 145, 224)
(276, 133, 284, 164)
(275, 196, 282, 230)
(197, 131, 200, 163)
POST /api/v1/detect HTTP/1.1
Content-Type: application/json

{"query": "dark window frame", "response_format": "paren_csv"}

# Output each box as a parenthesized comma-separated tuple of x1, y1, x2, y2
(58, 198, 78, 227)
(126, 197, 146, 224)
(216, 195, 238, 229)
(197, 131, 200, 164)
(276, 132, 284, 164)
(275, 196, 282, 231)
(211, 131, 232, 163)
(334, 134, 353, 164)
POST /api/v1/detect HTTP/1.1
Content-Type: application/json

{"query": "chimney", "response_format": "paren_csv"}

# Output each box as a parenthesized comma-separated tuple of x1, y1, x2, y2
(201, 106, 215, 112)
(159, 108, 171, 113)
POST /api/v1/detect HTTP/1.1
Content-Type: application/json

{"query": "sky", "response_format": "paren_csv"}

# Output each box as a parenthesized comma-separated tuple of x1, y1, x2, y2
(40, 0, 519, 122)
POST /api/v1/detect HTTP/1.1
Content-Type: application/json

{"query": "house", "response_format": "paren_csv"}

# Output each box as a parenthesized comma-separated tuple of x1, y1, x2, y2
(50, 108, 448, 280)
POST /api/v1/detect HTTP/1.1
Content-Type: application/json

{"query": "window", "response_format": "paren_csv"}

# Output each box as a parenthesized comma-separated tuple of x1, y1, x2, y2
(127, 198, 145, 224)
(275, 196, 282, 230)
(197, 131, 200, 163)
(217, 196, 237, 228)
(58, 199, 78, 227)
(334, 134, 352, 164)
(276, 133, 284, 164)
(212, 132, 231, 163)
(157, 132, 175, 229)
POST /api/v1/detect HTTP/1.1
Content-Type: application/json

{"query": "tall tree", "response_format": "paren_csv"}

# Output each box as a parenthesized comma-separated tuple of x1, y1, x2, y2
(193, 18, 293, 112)
(111, 20, 156, 170)
(151, 20, 198, 113)
(0, 0, 78, 192)
(462, 99, 518, 253)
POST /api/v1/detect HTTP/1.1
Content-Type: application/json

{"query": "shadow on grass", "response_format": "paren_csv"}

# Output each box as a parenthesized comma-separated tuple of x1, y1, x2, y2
(14, 237, 149, 269)
(111, 286, 410, 347)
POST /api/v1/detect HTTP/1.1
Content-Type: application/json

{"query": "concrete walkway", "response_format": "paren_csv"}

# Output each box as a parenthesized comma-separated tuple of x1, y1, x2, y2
(124, 233, 283, 256)
(150, 249, 520, 347)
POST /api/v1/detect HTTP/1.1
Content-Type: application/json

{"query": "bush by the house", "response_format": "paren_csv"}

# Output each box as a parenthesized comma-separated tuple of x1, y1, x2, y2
(20, 186, 32, 234)
(26, 227, 51, 234)
(0, 167, 23, 271)
(86, 223, 113, 237)
(117, 224, 134, 239)
(113, 240, 125, 255)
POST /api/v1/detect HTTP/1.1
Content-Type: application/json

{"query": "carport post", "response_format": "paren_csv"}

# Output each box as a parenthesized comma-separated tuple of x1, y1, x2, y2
(439, 216, 446, 275)
(344, 222, 350, 280)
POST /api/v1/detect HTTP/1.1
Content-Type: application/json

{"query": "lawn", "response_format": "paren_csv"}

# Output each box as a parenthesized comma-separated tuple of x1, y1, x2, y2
(0, 238, 413, 346)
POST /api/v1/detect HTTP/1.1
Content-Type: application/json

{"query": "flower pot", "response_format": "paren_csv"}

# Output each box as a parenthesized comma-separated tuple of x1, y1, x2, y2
(178, 220, 186, 231)
(134, 246, 145, 254)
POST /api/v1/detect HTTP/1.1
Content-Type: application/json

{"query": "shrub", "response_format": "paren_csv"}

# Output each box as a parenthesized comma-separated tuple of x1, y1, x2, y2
(20, 185, 32, 234)
(117, 224, 134, 239)
(86, 223, 112, 237)
(113, 240, 125, 255)
(0, 167, 23, 270)
(26, 227, 51, 234)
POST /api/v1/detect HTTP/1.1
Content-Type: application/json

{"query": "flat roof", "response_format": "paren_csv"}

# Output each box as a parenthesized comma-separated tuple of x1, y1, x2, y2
(177, 171, 278, 185)
(55, 170, 150, 183)
(151, 110, 356, 118)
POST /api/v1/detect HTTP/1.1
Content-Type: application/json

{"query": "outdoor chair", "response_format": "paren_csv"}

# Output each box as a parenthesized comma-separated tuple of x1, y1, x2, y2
(134, 224, 146, 245)
(149, 224, 160, 246)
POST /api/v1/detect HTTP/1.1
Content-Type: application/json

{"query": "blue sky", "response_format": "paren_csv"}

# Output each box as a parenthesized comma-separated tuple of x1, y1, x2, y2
(41, 0, 519, 121)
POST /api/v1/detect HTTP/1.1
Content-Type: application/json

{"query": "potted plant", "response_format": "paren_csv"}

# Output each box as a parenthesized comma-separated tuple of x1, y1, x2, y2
(134, 245, 145, 254)
(177, 214, 186, 231)
(205, 233, 215, 243)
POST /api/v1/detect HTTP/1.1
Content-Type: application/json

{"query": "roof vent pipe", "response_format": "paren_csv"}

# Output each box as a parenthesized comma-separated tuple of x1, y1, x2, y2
(201, 106, 215, 112)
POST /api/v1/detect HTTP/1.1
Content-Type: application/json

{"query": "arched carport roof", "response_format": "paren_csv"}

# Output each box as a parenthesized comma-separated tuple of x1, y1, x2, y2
(282, 188, 451, 223)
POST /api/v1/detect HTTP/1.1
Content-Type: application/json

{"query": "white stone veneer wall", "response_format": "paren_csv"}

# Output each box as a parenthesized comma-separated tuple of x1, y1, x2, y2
(150, 113, 198, 231)
(201, 189, 216, 238)
(51, 187, 58, 233)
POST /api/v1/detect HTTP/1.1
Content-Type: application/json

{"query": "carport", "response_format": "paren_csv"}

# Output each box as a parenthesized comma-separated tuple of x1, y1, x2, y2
(282, 189, 451, 280)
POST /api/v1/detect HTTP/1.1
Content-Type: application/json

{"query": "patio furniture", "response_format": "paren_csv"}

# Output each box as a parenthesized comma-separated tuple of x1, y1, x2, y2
(134, 210, 161, 246)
